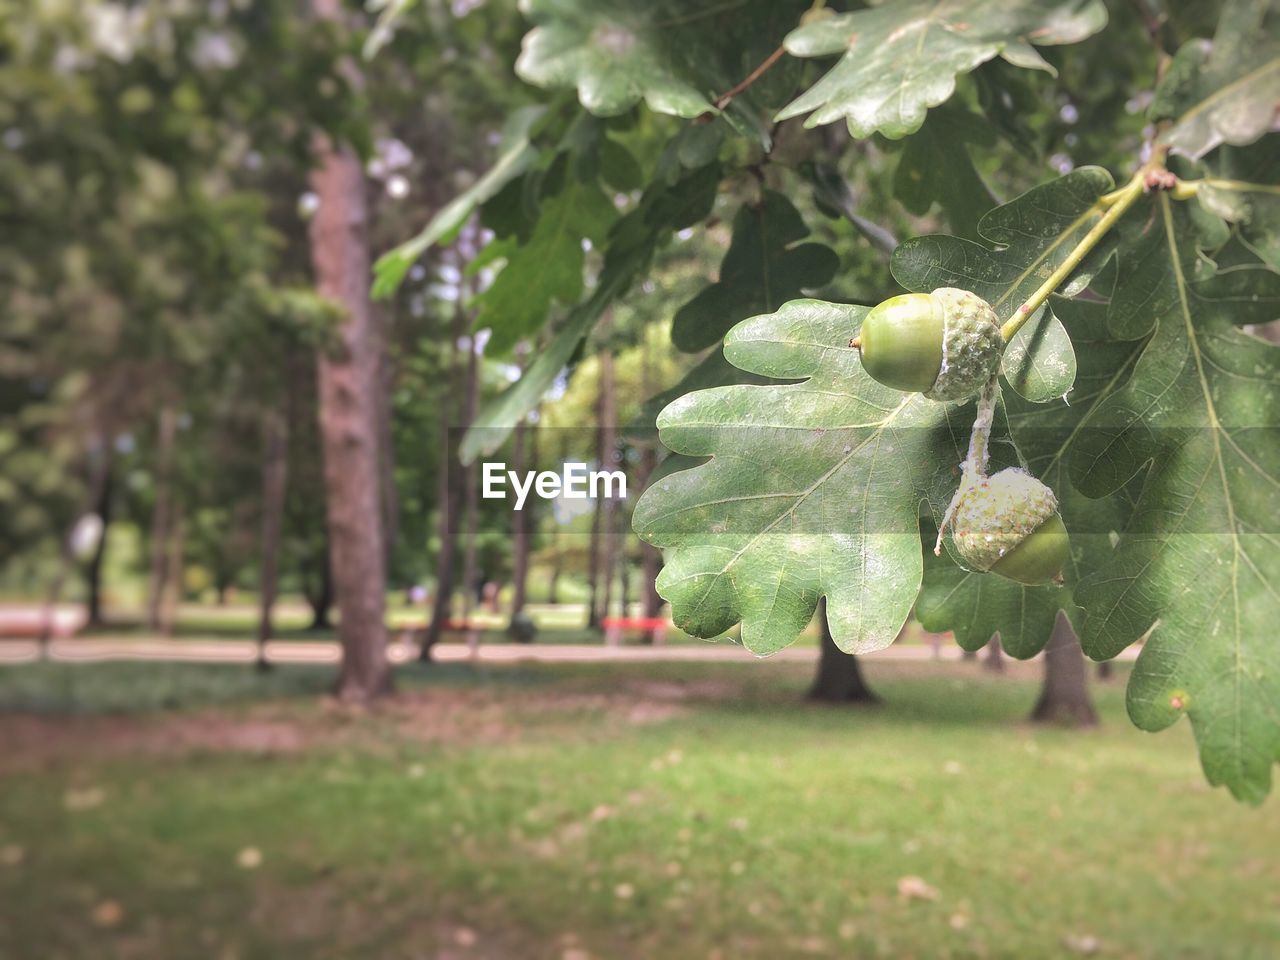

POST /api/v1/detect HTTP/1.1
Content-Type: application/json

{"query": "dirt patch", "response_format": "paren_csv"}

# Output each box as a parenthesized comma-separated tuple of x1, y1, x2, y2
(0, 683, 693, 774)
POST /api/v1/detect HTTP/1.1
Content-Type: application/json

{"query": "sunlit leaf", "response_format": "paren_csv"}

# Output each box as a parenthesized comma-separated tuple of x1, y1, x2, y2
(777, 0, 1107, 138)
(634, 299, 984, 655)
(1071, 195, 1280, 803)
(1153, 0, 1280, 159)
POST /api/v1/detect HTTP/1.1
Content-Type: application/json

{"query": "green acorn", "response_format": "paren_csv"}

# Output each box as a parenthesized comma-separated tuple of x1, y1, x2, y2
(950, 468, 1070, 585)
(853, 287, 1003, 401)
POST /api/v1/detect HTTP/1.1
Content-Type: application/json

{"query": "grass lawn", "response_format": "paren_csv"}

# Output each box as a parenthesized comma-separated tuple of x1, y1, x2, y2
(0, 658, 1275, 958)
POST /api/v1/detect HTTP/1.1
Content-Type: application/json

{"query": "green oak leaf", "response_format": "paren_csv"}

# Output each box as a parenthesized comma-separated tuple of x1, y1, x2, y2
(893, 105, 997, 241)
(891, 168, 1129, 402)
(633, 299, 988, 656)
(1152, 0, 1280, 160)
(1196, 139, 1280, 272)
(373, 106, 543, 299)
(1071, 194, 1280, 803)
(517, 0, 709, 118)
(460, 161, 720, 464)
(671, 191, 839, 354)
(473, 177, 618, 354)
(515, 0, 808, 132)
(917, 300, 1143, 658)
(776, 0, 1107, 138)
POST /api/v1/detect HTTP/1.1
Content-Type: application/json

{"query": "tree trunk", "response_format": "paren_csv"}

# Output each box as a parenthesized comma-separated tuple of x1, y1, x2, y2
(40, 436, 112, 649)
(304, 550, 334, 630)
(619, 540, 631, 618)
(597, 343, 618, 635)
(637, 444, 663, 640)
(807, 599, 879, 704)
(158, 508, 184, 638)
(84, 456, 113, 627)
(548, 545, 561, 605)
(586, 493, 603, 631)
(458, 331, 481, 652)
(421, 298, 468, 661)
(982, 634, 1006, 673)
(255, 406, 289, 671)
(146, 401, 178, 631)
(308, 4, 390, 702)
(1030, 611, 1098, 727)
(1097, 660, 1114, 681)
(509, 416, 531, 617)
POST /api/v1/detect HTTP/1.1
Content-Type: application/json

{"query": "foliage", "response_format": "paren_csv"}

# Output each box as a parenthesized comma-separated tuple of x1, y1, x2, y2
(380, 0, 1280, 802)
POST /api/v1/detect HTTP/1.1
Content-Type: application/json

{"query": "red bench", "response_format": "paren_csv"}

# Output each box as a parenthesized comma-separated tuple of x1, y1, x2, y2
(600, 616, 668, 646)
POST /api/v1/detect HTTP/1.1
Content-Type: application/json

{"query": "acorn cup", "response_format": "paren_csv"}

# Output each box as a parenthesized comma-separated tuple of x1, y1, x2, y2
(949, 468, 1070, 585)
(853, 287, 1003, 401)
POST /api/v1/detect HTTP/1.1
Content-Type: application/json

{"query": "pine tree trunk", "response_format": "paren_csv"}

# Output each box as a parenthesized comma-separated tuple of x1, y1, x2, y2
(1030, 611, 1098, 727)
(807, 599, 879, 704)
(256, 407, 289, 670)
(308, 1, 390, 701)
(146, 401, 178, 631)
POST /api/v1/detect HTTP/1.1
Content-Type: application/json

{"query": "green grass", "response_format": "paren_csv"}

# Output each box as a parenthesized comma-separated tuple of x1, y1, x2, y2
(0, 659, 1276, 958)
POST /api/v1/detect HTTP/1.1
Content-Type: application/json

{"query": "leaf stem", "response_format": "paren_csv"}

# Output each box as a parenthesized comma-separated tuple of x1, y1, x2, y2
(1177, 178, 1280, 198)
(1000, 170, 1146, 342)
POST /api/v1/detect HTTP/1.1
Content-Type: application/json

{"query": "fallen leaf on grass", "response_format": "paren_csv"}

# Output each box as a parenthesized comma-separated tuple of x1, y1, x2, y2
(897, 875, 940, 901)
(64, 786, 105, 811)
(91, 899, 124, 928)
(1064, 933, 1101, 954)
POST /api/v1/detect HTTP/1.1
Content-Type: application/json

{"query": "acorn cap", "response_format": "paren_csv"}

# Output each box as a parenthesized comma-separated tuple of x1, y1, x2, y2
(951, 468, 1068, 583)
(923, 287, 1003, 402)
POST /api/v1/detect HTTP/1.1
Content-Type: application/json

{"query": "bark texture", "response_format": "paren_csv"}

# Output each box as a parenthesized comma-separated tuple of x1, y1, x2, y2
(1030, 611, 1098, 727)
(307, 19, 390, 700)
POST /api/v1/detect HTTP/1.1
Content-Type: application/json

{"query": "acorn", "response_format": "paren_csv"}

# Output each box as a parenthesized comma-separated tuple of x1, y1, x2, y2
(950, 468, 1070, 585)
(853, 287, 1003, 401)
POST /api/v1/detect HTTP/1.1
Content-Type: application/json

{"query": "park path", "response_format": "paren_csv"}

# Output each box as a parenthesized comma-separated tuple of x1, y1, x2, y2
(0, 636, 1139, 666)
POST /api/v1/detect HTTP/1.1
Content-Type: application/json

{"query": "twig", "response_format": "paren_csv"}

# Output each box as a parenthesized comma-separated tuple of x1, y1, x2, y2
(935, 376, 1000, 555)
(696, 45, 787, 122)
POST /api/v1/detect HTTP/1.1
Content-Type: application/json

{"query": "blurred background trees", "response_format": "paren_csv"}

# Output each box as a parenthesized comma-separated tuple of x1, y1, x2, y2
(1, 0, 1173, 709)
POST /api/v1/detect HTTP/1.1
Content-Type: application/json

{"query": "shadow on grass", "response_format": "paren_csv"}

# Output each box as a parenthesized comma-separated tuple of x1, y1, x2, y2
(0, 658, 1129, 737)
